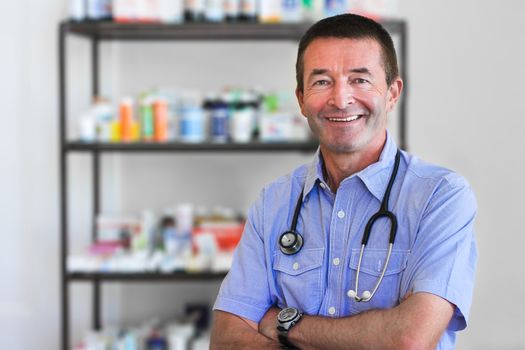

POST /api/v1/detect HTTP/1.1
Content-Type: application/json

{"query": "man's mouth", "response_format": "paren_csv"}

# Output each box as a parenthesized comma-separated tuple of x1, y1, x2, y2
(326, 115, 363, 122)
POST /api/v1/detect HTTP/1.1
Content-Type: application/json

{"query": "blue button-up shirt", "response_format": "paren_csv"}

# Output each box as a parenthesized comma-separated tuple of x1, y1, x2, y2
(214, 132, 477, 349)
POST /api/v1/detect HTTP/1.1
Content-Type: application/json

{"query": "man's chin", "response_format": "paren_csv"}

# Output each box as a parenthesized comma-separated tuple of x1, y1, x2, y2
(321, 142, 362, 155)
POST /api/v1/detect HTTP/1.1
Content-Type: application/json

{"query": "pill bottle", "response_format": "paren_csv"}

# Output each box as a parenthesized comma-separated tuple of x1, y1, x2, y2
(119, 97, 134, 142)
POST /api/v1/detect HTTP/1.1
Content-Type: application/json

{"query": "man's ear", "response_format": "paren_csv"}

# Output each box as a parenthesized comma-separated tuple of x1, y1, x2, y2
(295, 87, 306, 117)
(387, 78, 403, 113)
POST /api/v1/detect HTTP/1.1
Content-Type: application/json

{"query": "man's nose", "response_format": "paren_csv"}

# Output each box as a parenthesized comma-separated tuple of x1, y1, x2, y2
(329, 82, 355, 109)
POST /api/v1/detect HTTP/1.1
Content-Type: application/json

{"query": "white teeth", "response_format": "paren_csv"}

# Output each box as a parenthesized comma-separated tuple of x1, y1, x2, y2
(328, 115, 361, 122)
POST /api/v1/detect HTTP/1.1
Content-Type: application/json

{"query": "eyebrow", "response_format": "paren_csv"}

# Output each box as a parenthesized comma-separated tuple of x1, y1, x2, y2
(308, 67, 372, 77)
(349, 67, 372, 75)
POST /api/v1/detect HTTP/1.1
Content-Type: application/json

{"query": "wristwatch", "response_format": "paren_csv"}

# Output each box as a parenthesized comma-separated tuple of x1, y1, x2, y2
(277, 307, 303, 349)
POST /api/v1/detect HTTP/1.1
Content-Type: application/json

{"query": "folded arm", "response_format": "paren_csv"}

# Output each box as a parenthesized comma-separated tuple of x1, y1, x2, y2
(210, 310, 281, 350)
(259, 292, 454, 350)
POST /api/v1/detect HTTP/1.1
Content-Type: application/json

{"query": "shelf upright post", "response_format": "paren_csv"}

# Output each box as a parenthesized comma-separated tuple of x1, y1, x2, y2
(399, 21, 408, 151)
(381, 20, 408, 151)
(92, 150, 102, 331)
(59, 21, 70, 350)
(91, 36, 103, 331)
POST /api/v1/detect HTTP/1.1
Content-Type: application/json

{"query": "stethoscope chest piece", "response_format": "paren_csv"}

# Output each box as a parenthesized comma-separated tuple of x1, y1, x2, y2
(279, 230, 303, 255)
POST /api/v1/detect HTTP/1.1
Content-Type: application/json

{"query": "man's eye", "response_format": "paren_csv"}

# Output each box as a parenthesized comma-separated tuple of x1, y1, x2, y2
(313, 80, 330, 86)
(352, 78, 369, 84)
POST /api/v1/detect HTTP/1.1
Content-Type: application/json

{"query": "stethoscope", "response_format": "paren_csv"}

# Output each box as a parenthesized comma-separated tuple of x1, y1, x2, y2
(279, 150, 401, 303)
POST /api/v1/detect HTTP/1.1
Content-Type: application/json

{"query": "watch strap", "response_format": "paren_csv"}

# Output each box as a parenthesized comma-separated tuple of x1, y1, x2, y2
(277, 331, 299, 349)
(277, 312, 302, 350)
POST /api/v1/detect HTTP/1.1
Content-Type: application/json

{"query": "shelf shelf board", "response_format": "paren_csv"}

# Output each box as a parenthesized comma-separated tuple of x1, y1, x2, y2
(65, 140, 319, 153)
(62, 20, 313, 41)
(68, 271, 227, 282)
(61, 19, 405, 41)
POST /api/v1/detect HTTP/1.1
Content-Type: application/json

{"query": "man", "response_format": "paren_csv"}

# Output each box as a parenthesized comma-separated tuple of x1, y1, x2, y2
(211, 14, 477, 350)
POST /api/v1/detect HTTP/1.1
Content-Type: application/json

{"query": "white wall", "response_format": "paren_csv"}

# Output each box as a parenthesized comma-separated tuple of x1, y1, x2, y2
(399, 1, 525, 348)
(1, 0, 524, 349)
(0, 1, 63, 349)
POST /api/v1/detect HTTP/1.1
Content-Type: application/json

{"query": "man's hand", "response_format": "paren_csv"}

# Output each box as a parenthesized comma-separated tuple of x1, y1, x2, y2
(258, 307, 280, 341)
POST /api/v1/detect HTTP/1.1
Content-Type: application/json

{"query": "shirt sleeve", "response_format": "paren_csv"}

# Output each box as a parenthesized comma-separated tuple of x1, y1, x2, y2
(213, 189, 274, 323)
(401, 174, 478, 331)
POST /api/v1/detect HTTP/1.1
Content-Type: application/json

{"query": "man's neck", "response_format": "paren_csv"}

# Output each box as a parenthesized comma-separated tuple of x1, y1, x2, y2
(321, 137, 387, 192)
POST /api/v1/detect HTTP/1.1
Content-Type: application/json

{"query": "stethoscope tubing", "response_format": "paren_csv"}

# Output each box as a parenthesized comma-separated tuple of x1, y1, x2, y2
(279, 150, 401, 303)
(353, 242, 394, 302)
(350, 150, 401, 302)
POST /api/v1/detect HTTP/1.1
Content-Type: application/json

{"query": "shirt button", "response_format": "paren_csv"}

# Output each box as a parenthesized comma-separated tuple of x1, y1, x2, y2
(320, 182, 326, 189)
(332, 258, 340, 266)
(337, 210, 345, 219)
(292, 262, 300, 270)
(328, 307, 336, 315)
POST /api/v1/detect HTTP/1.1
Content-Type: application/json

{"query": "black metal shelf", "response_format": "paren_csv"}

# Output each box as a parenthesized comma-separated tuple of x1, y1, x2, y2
(63, 20, 312, 41)
(63, 19, 405, 42)
(68, 271, 227, 282)
(59, 17, 407, 350)
(65, 140, 318, 153)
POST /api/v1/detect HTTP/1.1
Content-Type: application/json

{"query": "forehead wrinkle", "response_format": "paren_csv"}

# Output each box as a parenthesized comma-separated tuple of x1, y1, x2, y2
(303, 38, 388, 86)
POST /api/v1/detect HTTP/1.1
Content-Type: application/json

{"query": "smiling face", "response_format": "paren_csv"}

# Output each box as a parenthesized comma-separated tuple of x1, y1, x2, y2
(296, 37, 402, 157)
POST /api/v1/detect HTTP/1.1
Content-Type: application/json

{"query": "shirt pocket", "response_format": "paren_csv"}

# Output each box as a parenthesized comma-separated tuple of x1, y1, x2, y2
(272, 248, 324, 315)
(348, 249, 409, 314)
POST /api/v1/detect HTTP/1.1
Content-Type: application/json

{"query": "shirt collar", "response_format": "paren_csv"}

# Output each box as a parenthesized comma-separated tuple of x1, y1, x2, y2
(303, 147, 325, 198)
(355, 130, 399, 202)
(303, 130, 399, 201)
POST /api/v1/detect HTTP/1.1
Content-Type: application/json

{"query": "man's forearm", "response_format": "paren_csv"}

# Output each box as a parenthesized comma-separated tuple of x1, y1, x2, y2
(262, 293, 453, 350)
(290, 307, 410, 350)
(210, 310, 281, 350)
(210, 327, 278, 350)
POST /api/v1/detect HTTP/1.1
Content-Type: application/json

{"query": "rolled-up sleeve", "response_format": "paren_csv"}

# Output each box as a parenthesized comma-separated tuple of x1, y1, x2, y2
(402, 175, 478, 331)
(213, 189, 273, 322)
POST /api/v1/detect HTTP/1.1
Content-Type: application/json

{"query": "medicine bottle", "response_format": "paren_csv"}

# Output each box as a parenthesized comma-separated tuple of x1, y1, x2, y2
(224, 0, 241, 21)
(205, 0, 225, 22)
(184, 0, 205, 21)
(119, 97, 134, 142)
(230, 92, 255, 143)
(240, 0, 258, 21)
(180, 93, 205, 143)
(208, 93, 230, 143)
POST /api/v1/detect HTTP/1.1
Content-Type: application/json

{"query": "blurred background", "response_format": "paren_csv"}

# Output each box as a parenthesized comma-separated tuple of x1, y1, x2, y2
(1, 0, 524, 349)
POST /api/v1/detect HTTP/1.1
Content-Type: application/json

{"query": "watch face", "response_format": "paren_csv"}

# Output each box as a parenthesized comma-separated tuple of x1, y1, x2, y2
(279, 307, 299, 322)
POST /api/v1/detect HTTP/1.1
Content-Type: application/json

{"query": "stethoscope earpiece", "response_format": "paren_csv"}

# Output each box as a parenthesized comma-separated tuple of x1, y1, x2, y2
(347, 289, 372, 302)
(347, 289, 357, 299)
(279, 230, 304, 255)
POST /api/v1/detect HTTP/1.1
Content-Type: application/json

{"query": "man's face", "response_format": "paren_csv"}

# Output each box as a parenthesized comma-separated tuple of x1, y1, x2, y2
(296, 37, 402, 156)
